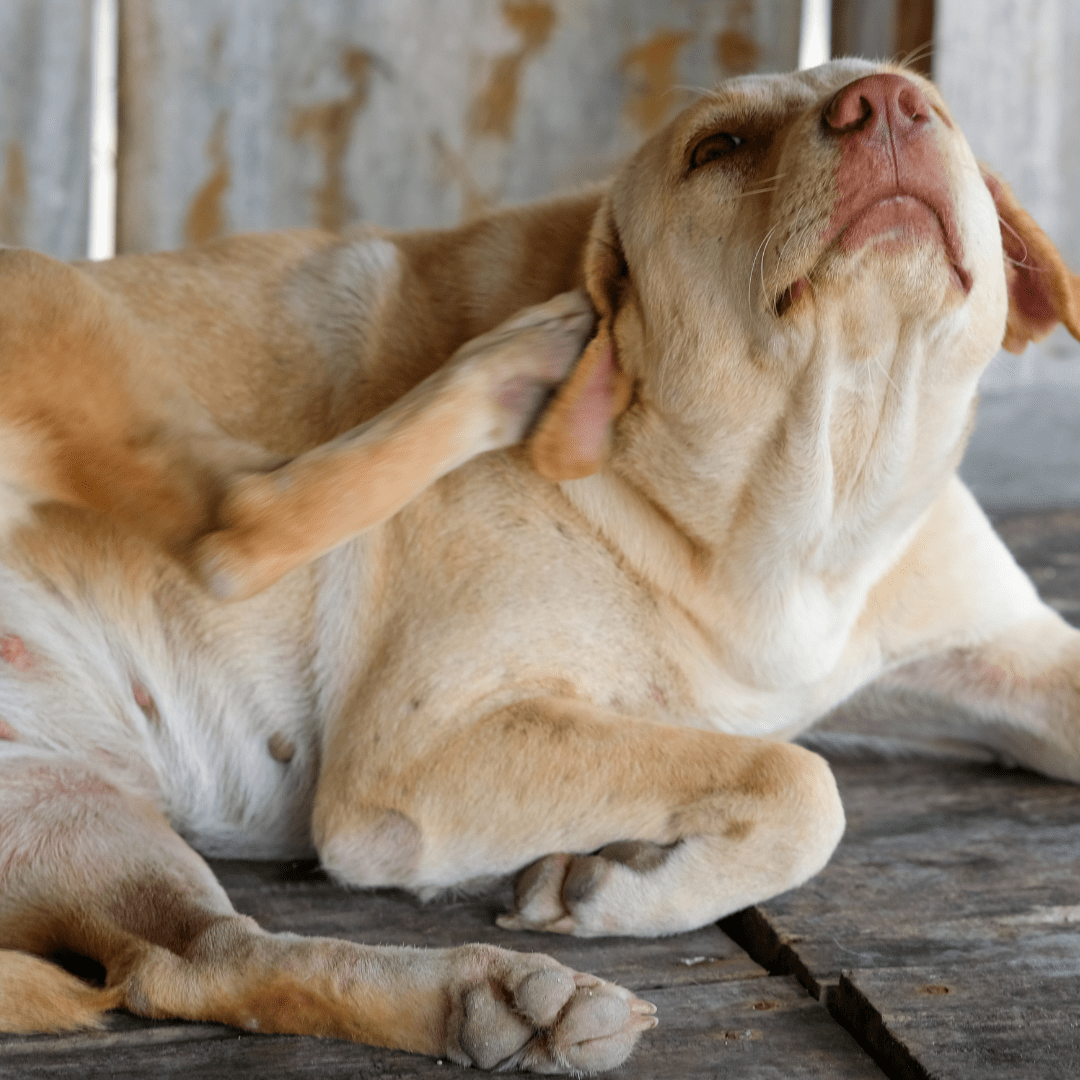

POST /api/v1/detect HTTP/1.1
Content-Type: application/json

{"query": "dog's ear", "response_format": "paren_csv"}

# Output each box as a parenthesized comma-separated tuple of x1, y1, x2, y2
(529, 200, 634, 480)
(982, 167, 1080, 354)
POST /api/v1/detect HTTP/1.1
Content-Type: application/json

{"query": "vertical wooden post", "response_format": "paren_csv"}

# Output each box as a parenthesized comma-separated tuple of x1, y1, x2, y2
(831, 0, 933, 75)
(894, 0, 934, 73)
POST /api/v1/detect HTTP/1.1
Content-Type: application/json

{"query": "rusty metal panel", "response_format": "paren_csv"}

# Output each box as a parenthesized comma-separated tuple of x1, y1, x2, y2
(0, 0, 93, 258)
(116, 0, 801, 253)
(936, 0, 1079, 377)
(938, 0, 1080, 509)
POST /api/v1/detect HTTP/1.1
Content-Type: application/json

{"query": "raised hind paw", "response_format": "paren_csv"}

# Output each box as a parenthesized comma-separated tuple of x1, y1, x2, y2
(444, 945, 656, 1073)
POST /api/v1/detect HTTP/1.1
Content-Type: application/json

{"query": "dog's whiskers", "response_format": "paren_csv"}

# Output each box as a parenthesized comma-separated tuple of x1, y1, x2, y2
(778, 209, 811, 260)
(872, 353, 901, 396)
(755, 224, 781, 309)
(997, 214, 1046, 272)
(749, 228, 772, 313)
(896, 40, 935, 73)
(735, 184, 782, 200)
(670, 84, 719, 102)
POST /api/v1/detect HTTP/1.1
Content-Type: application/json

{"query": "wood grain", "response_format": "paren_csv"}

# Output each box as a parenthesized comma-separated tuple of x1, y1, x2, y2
(0, 978, 885, 1079)
(212, 858, 767, 992)
(0, 863, 889, 1077)
(834, 963, 1080, 1080)
(831, 0, 900, 66)
(723, 754, 1080, 1078)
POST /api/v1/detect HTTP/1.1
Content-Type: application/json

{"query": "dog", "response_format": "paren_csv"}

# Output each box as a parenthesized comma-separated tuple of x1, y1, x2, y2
(1, 57, 1079, 1074)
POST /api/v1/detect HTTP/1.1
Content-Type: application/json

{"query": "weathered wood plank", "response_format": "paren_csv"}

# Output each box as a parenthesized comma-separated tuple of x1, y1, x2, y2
(0, 0, 93, 258)
(116, 0, 800, 252)
(729, 758, 1080, 989)
(724, 756, 1080, 1078)
(212, 858, 766, 992)
(833, 963, 1080, 1080)
(0, 977, 885, 1079)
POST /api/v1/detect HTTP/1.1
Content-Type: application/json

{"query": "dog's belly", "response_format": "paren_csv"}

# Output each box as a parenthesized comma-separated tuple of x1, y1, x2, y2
(0, 521, 323, 860)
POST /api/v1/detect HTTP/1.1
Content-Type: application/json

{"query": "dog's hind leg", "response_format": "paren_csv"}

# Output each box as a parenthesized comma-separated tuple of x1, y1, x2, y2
(0, 751, 654, 1070)
(313, 699, 846, 938)
(193, 292, 595, 601)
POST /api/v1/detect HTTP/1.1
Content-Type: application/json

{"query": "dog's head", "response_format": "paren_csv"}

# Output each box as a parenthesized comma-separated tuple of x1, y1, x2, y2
(531, 61, 1080, 507)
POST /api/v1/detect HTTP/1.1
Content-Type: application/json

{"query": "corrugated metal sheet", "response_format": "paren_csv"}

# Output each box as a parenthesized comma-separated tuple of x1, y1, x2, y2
(115, 0, 801, 252)
(0, 0, 93, 259)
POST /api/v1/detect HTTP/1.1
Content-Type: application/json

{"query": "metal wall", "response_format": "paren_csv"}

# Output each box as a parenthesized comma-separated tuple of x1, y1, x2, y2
(115, 0, 800, 250)
(0, 0, 93, 258)
(936, 0, 1080, 509)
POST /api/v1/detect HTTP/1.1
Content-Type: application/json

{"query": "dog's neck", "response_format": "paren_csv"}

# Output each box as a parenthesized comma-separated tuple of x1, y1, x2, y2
(561, 314, 984, 692)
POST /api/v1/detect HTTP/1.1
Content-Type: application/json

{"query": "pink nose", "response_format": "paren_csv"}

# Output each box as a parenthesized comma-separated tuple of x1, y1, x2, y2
(823, 73, 931, 141)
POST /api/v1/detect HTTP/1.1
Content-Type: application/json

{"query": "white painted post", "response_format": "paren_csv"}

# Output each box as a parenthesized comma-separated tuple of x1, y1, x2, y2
(798, 0, 832, 69)
(88, 0, 117, 260)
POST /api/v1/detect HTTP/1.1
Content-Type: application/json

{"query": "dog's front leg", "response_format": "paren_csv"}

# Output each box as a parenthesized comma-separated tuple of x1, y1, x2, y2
(193, 292, 594, 601)
(850, 476, 1080, 782)
(313, 700, 845, 938)
(0, 752, 653, 1071)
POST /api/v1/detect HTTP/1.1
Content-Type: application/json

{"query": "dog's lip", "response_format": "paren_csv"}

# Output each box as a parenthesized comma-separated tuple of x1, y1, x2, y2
(827, 187, 972, 292)
(775, 277, 809, 317)
(775, 190, 973, 317)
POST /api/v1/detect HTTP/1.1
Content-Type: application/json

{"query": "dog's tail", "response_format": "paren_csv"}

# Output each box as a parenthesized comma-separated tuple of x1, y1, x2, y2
(0, 950, 123, 1033)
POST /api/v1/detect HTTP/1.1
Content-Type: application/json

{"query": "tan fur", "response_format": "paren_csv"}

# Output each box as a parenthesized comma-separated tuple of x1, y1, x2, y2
(1, 61, 1079, 1073)
(0, 952, 123, 1033)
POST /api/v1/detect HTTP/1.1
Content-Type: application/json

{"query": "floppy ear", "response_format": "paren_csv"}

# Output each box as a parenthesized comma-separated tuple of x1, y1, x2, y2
(529, 200, 634, 480)
(982, 167, 1080, 355)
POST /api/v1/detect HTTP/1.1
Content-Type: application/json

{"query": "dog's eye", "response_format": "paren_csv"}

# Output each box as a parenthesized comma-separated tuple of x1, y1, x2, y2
(689, 133, 745, 170)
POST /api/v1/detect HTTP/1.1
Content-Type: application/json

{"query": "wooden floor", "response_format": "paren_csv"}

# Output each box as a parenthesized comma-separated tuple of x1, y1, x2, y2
(4, 508, 1080, 1079)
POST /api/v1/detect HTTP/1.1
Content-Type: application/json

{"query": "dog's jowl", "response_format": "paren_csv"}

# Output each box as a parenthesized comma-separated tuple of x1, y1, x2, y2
(1, 60, 1079, 1072)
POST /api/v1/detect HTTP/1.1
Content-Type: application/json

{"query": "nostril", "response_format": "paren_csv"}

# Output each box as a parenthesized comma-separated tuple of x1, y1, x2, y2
(897, 85, 930, 124)
(823, 89, 874, 132)
(823, 74, 932, 138)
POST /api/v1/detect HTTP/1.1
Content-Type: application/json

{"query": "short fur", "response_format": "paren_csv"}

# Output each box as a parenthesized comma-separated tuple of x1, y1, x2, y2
(1, 60, 1079, 1073)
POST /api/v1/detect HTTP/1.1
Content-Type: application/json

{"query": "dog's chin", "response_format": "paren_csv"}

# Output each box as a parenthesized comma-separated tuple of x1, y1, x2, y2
(774, 235, 969, 321)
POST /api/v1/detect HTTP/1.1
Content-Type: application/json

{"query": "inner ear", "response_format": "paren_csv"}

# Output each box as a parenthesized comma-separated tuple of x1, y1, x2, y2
(982, 167, 1080, 354)
(529, 201, 634, 481)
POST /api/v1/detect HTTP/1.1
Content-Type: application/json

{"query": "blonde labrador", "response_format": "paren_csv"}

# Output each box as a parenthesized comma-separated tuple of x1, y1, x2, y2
(2, 59, 1079, 1072)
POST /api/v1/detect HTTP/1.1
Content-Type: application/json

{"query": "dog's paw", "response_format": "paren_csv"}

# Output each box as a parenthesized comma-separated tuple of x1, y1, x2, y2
(496, 842, 677, 937)
(191, 477, 285, 601)
(453, 290, 596, 448)
(445, 945, 656, 1074)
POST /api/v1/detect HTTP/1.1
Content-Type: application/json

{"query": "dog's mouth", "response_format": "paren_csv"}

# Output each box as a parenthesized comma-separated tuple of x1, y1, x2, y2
(775, 277, 809, 317)
(775, 189, 972, 317)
